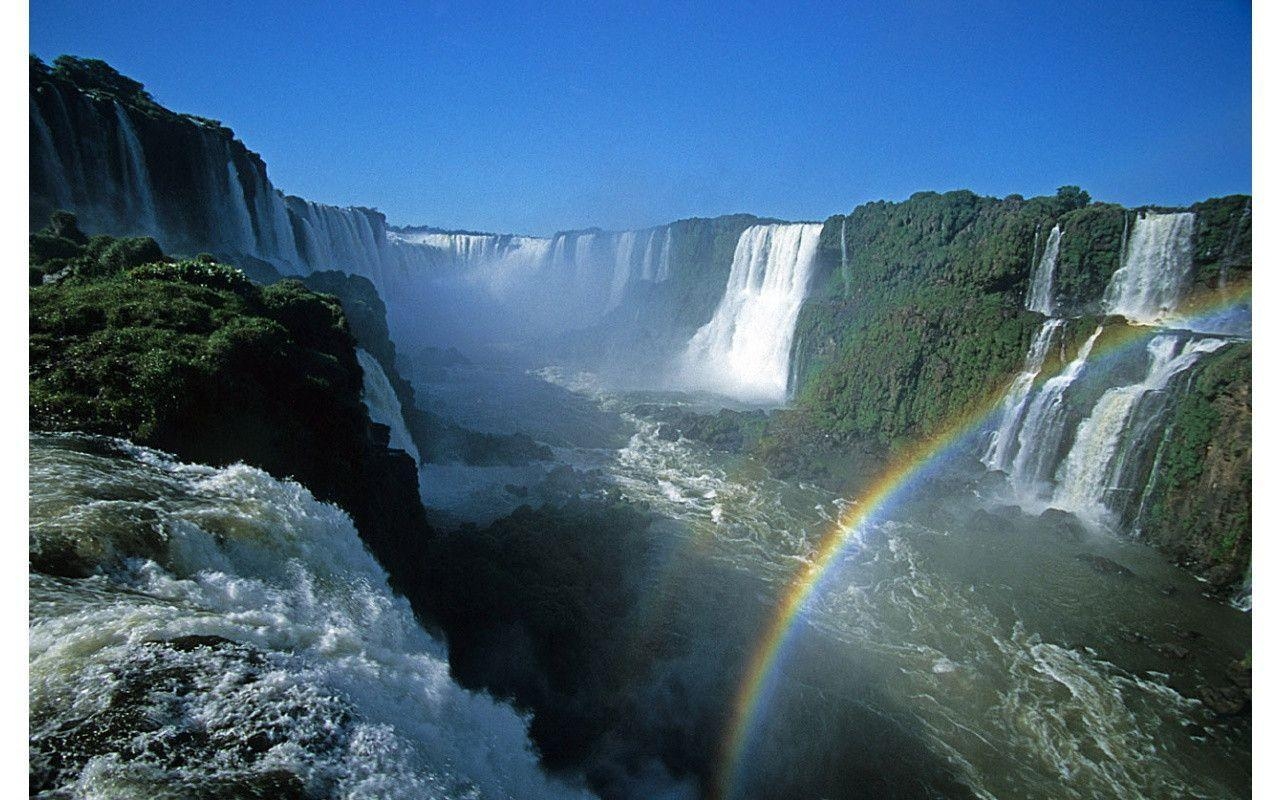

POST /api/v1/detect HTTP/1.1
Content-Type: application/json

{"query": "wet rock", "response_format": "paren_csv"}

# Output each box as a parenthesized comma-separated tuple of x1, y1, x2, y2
(1172, 628, 1203, 642)
(1041, 508, 1086, 542)
(1200, 685, 1247, 716)
(1152, 642, 1191, 660)
(162, 634, 240, 653)
(1118, 628, 1148, 644)
(965, 509, 1007, 534)
(1075, 553, 1135, 578)
(1227, 659, 1252, 689)
(1159, 585, 1179, 597)
(503, 483, 529, 498)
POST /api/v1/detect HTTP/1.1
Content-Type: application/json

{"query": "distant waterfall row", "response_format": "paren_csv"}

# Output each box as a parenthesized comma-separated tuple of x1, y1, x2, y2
(388, 226, 673, 315)
(30, 84, 677, 339)
(984, 211, 1246, 531)
(677, 223, 823, 403)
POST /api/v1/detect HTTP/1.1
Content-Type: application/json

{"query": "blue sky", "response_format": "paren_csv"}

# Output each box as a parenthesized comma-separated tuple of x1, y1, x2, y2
(31, 0, 1250, 235)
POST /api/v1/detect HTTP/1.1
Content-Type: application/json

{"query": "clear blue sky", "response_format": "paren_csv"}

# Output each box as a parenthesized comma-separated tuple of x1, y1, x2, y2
(30, 0, 1250, 235)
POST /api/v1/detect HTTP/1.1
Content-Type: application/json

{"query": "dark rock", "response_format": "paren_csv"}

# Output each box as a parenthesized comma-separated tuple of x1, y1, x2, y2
(1118, 628, 1148, 644)
(162, 634, 239, 652)
(1075, 553, 1135, 578)
(1200, 685, 1247, 716)
(504, 483, 529, 498)
(1040, 509, 1087, 542)
(1159, 585, 1179, 596)
(1152, 642, 1191, 660)
(1227, 659, 1252, 690)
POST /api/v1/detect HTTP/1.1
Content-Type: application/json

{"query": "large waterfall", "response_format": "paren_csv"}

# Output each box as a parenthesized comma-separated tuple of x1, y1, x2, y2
(677, 223, 823, 403)
(387, 225, 673, 316)
(356, 348, 422, 467)
(1102, 212, 1196, 324)
(1004, 326, 1104, 496)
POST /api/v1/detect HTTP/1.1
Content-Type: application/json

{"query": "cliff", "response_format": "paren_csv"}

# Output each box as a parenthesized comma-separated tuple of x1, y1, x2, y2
(1139, 342, 1252, 593)
(28, 217, 433, 591)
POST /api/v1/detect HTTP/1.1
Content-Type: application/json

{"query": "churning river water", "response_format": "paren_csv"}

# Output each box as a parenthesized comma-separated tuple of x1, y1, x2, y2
(31, 358, 1250, 799)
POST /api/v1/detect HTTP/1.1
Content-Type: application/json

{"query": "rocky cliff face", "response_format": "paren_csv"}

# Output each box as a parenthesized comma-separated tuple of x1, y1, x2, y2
(1138, 342, 1251, 594)
(788, 188, 1251, 589)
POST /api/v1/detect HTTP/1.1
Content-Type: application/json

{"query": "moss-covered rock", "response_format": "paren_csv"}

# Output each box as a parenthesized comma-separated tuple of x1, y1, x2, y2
(1139, 342, 1251, 591)
(29, 219, 434, 595)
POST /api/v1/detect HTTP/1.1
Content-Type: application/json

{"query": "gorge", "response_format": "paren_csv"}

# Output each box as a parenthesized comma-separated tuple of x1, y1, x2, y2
(28, 55, 1253, 800)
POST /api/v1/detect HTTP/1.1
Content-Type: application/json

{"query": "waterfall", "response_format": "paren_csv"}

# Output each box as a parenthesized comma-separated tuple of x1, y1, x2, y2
(224, 157, 258, 255)
(382, 225, 676, 332)
(839, 217, 848, 282)
(677, 223, 823, 403)
(1102, 212, 1196, 324)
(655, 227, 674, 282)
(30, 97, 71, 209)
(29, 435, 592, 800)
(1026, 225, 1061, 315)
(608, 230, 639, 308)
(1119, 212, 1130, 269)
(1050, 336, 1228, 523)
(111, 102, 158, 235)
(356, 349, 422, 467)
(982, 319, 1065, 472)
(32, 80, 702, 343)
(1005, 326, 1104, 497)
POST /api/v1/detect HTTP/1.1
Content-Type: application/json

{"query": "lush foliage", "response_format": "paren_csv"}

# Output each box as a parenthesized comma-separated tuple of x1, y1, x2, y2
(1053, 203, 1127, 313)
(1140, 342, 1251, 589)
(29, 217, 431, 579)
(1190, 194, 1252, 290)
(791, 190, 1056, 446)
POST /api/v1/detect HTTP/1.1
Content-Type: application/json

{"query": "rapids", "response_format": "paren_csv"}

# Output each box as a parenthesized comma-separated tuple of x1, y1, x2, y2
(406, 356, 1251, 800)
(28, 434, 594, 800)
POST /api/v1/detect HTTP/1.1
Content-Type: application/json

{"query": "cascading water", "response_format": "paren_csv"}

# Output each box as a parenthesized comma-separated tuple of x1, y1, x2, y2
(1102, 212, 1196, 324)
(356, 348, 422, 467)
(1026, 225, 1061, 315)
(111, 102, 158, 235)
(677, 223, 823, 403)
(983, 319, 1065, 472)
(32, 82, 704, 349)
(28, 434, 593, 800)
(1050, 335, 1228, 524)
(1005, 327, 1104, 497)
(839, 217, 848, 282)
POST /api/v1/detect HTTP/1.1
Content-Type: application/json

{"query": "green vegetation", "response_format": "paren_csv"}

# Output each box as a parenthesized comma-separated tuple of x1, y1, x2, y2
(791, 189, 1057, 447)
(29, 215, 431, 579)
(1190, 194, 1252, 291)
(1053, 203, 1127, 312)
(1139, 342, 1251, 590)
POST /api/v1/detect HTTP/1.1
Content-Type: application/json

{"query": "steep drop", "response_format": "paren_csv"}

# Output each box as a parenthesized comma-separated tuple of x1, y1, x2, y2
(678, 223, 823, 403)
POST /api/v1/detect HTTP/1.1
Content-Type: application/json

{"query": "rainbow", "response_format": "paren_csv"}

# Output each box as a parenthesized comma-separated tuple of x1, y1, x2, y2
(713, 283, 1250, 799)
